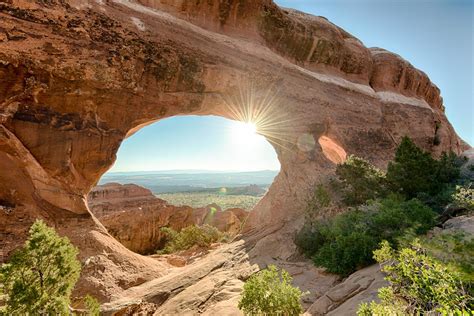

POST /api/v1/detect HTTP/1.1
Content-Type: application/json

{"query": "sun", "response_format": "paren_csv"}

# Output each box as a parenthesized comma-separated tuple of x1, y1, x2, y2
(232, 121, 258, 140)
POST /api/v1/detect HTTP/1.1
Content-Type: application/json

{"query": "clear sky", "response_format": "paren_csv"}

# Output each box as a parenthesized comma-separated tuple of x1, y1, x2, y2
(275, 0, 473, 145)
(109, 115, 281, 172)
(109, 0, 472, 173)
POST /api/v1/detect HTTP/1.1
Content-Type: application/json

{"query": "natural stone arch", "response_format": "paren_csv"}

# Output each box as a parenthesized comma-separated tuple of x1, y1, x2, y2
(0, 0, 467, 304)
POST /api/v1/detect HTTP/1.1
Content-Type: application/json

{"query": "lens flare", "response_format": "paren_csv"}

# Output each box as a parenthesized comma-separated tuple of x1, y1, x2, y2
(231, 121, 258, 140)
(221, 78, 299, 152)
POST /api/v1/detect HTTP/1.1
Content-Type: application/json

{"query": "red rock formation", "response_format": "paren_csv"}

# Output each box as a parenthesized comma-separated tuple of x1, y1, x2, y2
(0, 0, 469, 307)
(87, 183, 247, 254)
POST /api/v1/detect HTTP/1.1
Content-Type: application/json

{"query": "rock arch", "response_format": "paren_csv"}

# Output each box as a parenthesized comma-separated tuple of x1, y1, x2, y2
(0, 0, 468, 304)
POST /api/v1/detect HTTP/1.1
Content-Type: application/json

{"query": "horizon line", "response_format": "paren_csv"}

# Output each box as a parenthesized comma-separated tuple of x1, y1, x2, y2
(104, 168, 281, 174)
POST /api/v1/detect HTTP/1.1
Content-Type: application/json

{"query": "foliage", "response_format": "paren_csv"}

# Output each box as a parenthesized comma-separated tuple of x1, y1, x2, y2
(0, 220, 81, 315)
(335, 155, 388, 205)
(386, 137, 460, 199)
(158, 224, 226, 254)
(294, 222, 327, 257)
(156, 192, 260, 210)
(238, 265, 306, 316)
(368, 195, 436, 238)
(305, 184, 331, 218)
(437, 151, 462, 184)
(83, 294, 100, 316)
(296, 195, 436, 276)
(312, 228, 377, 276)
(358, 240, 473, 315)
(452, 184, 474, 211)
(416, 231, 474, 292)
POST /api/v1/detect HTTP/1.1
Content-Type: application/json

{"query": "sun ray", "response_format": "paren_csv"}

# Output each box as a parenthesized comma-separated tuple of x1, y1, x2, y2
(220, 77, 307, 154)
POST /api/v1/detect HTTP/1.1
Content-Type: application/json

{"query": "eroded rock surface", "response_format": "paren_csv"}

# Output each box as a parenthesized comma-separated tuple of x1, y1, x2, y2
(0, 0, 469, 311)
(87, 183, 247, 254)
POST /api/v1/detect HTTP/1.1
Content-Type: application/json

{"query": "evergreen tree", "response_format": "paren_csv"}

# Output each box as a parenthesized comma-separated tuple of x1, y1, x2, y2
(0, 220, 81, 315)
(387, 137, 439, 198)
(335, 155, 387, 205)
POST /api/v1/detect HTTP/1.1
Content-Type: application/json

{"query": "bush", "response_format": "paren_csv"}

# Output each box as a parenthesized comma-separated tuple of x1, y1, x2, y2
(294, 222, 328, 257)
(296, 195, 436, 276)
(305, 184, 331, 217)
(298, 137, 463, 277)
(368, 195, 436, 238)
(83, 294, 100, 316)
(452, 184, 474, 212)
(416, 231, 474, 293)
(358, 240, 473, 315)
(387, 137, 460, 199)
(312, 229, 377, 276)
(335, 155, 387, 205)
(238, 265, 306, 316)
(158, 224, 226, 254)
(0, 220, 81, 315)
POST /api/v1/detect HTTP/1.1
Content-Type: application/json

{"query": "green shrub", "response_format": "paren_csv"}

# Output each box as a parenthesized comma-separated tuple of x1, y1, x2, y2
(368, 195, 436, 239)
(312, 229, 377, 276)
(294, 222, 328, 257)
(238, 265, 306, 316)
(417, 231, 474, 292)
(297, 195, 436, 276)
(358, 240, 473, 315)
(83, 294, 100, 316)
(453, 184, 474, 211)
(158, 224, 226, 254)
(387, 137, 460, 199)
(298, 137, 463, 277)
(437, 151, 461, 183)
(305, 184, 331, 217)
(335, 155, 387, 205)
(0, 220, 81, 315)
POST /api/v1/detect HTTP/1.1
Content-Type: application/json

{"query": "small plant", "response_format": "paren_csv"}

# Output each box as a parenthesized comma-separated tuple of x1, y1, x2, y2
(358, 240, 473, 315)
(0, 220, 81, 315)
(452, 184, 474, 211)
(238, 265, 306, 316)
(305, 184, 331, 218)
(335, 155, 387, 205)
(158, 224, 226, 254)
(83, 294, 101, 316)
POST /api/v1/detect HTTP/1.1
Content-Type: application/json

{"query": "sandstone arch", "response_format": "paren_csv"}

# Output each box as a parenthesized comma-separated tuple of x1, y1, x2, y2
(0, 0, 468, 307)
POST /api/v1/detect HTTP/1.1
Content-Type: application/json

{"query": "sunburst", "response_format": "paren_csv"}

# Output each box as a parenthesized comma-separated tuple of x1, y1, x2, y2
(221, 79, 298, 152)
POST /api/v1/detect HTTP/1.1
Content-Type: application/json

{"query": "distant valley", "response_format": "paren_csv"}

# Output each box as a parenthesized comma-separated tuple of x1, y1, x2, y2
(99, 170, 279, 194)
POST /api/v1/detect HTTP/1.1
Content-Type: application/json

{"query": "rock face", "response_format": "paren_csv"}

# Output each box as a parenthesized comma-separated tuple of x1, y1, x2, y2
(0, 0, 469, 310)
(88, 183, 247, 254)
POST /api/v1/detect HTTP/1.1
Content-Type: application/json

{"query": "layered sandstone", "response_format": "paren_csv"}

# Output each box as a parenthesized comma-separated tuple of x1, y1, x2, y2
(0, 0, 469, 310)
(87, 183, 247, 254)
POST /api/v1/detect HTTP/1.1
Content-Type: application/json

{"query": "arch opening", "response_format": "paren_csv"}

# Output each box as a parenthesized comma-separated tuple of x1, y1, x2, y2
(86, 115, 281, 256)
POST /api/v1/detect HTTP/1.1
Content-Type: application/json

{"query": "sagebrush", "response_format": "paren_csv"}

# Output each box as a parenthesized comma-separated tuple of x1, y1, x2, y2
(238, 265, 306, 316)
(358, 240, 474, 315)
(158, 224, 227, 254)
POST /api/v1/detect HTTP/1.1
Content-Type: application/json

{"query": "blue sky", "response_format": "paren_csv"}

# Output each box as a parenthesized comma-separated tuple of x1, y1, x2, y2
(109, 0, 472, 173)
(275, 0, 473, 145)
(109, 116, 281, 172)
